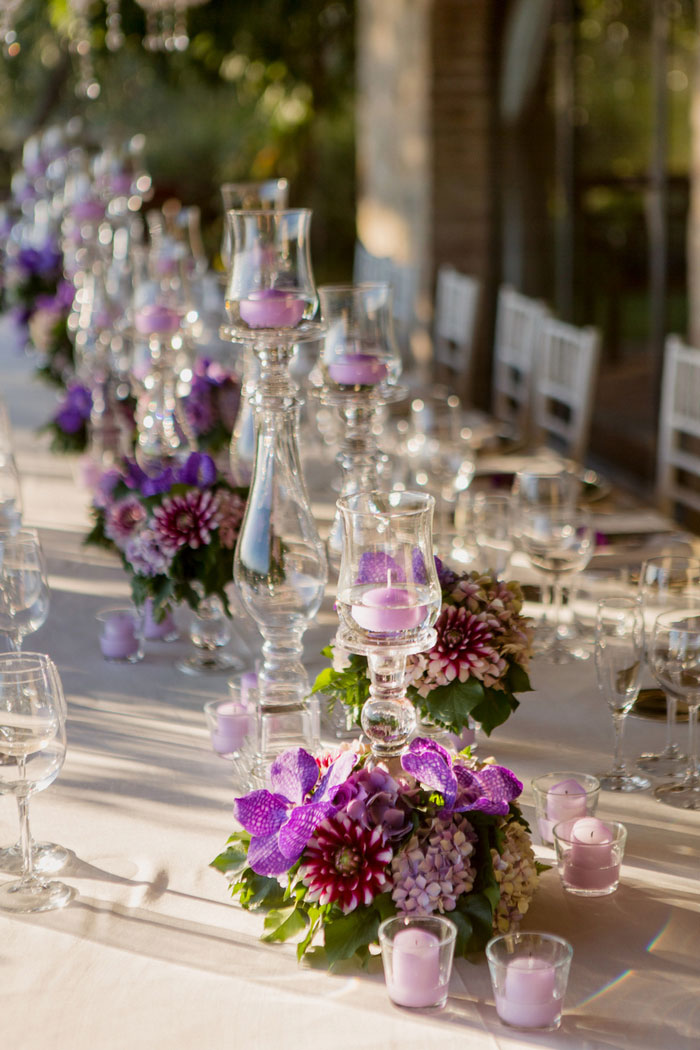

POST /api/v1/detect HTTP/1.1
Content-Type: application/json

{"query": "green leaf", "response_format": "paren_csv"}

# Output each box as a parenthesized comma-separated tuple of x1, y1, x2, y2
(470, 687, 518, 736)
(323, 905, 382, 967)
(506, 662, 533, 694)
(261, 905, 308, 943)
(447, 908, 474, 957)
(210, 843, 249, 876)
(454, 890, 497, 954)
(418, 676, 485, 734)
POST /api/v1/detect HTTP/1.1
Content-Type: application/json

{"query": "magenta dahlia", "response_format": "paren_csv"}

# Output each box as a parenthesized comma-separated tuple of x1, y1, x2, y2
(410, 605, 506, 695)
(104, 495, 147, 550)
(298, 812, 392, 913)
(152, 489, 219, 551)
(215, 490, 246, 549)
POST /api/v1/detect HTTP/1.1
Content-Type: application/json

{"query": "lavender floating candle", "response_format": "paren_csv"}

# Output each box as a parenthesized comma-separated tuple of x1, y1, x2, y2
(327, 353, 388, 387)
(238, 288, 306, 329)
(351, 586, 426, 633)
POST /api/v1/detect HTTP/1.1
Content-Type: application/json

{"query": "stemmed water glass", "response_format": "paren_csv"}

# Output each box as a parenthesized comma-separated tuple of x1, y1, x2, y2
(0, 530, 65, 874)
(637, 555, 700, 778)
(594, 596, 650, 791)
(649, 602, 700, 809)
(0, 452, 23, 533)
(0, 652, 74, 912)
(518, 507, 594, 663)
(0, 528, 50, 651)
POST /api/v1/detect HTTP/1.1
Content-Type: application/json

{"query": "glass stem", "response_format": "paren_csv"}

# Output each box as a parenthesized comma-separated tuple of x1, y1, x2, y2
(8, 634, 22, 653)
(687, 703, 699, 783)
(551, 576, 564, 639)
(611, 711, 627, 775)
(663, 693, 679, 757)
(16, 755, 33, 885)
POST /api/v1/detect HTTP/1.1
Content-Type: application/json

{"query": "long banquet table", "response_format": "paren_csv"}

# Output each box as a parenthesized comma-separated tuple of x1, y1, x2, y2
(2, 339, 700, 1050)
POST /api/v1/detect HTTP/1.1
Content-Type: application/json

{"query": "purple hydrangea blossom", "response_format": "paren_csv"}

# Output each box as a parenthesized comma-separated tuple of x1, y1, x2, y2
(341, 766, 413, 841)
(16, 243, 62, 277)
(93, 468, 123, 510)
(125, 527, 174, 577)
(54, 383, 92, 435)
(401, 737, 522, 816)
(233, 747, 357, 876)
(177, 451, 217, 488)
(183, 375, 215, 435)
(434, 555, 459, 589)
(356, 551, 406, 585)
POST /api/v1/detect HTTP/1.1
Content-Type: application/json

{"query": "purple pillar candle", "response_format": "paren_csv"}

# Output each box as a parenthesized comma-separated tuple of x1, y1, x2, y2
(134, 304, 181, 336)
(143, 600, 178, 642)
(351, 586, 426, 633)
(495, 957, 560, 1029)
(238, 288, 306, 328)
(239, 670, 258, 708)
(207, 700, 251, 756)
(327, 353, 388, 386)
(99, 612, 140, 661)
(387, 927, 442, 1008)
(556, 817, 623, 894)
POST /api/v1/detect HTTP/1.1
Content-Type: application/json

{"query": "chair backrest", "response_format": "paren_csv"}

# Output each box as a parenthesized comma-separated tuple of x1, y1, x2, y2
(656, 335, 700, 518)
(492, 286, 548, 437)
(531, 316, 601, 463)
(433, 265, 481, 387)
(353, 240, 392, 285)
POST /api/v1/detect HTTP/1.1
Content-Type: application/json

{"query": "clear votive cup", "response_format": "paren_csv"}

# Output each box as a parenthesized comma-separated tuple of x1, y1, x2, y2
(378, 915, 456, 1010)
(486, 931, 573, 1032)
(96, 605, 144, 663)
(531, 771, 600, 846)
(204, 688, 252, 760)
(553, 818, 627, 897)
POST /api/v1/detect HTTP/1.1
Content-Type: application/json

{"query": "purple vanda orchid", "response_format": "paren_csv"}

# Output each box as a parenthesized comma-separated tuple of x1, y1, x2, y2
(401, 737, 522, 816)
(233, 747, 357, 876)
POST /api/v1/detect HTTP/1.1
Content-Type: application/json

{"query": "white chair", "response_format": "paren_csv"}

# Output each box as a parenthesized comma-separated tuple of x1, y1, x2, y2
(656, 335, 700, 518)
(353, 240, 392, 285)
(531, 316, 601, 463)
(432, 265, 481, 392)
(492, 286, 548, 438)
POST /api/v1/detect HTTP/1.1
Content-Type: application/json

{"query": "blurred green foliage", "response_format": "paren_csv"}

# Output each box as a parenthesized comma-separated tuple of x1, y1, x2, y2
(0, 0, 356, 279)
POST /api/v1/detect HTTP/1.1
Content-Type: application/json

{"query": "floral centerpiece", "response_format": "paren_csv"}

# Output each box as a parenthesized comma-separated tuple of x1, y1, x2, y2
(313, 558, 534, 737)
(212, 737, 540, 967)
(182, 357, 241, 456)
(85, 450, 247, 618)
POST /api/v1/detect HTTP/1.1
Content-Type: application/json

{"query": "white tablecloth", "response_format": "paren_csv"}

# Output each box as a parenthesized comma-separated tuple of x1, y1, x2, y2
(2, 332, 700, 1050)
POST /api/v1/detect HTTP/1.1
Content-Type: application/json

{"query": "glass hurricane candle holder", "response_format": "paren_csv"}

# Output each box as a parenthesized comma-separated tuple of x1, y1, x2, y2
(378, 915, 457, 1010)
(553, 817, 627, 896)
(221, 209, 327, 782)
(335, 490, 441, 768)
(317, 283, 405, 568)
(531, 771, 600, 846)
(486, 931, 573, 1031)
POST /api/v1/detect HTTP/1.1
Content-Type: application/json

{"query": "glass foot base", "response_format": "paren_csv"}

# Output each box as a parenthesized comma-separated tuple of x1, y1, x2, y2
(598, 772, 651, 792)
(0, 877, 75, 913)
(637, 752, 687, 778)
(0, 841, 69, 875)
(654, 781, 700, 809)
(177, 651, 242, 676)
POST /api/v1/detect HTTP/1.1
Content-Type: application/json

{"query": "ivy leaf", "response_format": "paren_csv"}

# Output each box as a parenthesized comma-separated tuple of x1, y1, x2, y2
(506, 662, 533, 694)
(210, 842, 249, 876)
(323, 905, 382, 967)
(262, 905, 308, 943)
(470, 687, 518, 736)
(417, 676, 485, 733)
(454, 889, 497, 954)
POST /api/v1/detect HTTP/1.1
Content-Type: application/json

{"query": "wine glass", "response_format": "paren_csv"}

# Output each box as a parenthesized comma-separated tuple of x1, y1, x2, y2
(636, 555, 700, 777)
(0, 652, 74, 912)
(471, 492, 514, 578)
(0, 452, 23, 533)
(594, 596, 650, 791)
(0, 530, 65, 874)
(518, 507, 594, 663)
(650, 602, 700, 809)
(0, 528, 51, 651)
(511, 465, 579, 641)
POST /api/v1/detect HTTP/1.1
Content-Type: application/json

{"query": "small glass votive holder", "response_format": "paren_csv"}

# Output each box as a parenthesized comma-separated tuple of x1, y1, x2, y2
(142, 598, 179, 642)
(553, 817, 627, 897)
(204, 689, 252, 760)
(96, 605, 144, 663)
(378, 915, 456, 1010)
(486, 931, 573, 1032)
(531, 771, 600, 846)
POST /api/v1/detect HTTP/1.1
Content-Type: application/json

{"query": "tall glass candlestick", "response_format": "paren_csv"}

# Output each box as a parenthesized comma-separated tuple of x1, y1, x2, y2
(317, 283, 405, 568)
(221, 209, 327, 781)
(335, 490, 441, 768)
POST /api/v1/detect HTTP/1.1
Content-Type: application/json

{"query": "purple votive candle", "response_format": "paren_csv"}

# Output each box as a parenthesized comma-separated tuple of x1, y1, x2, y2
(143, 600, 178, 642)
(134, 304, 181, 336)
(327, 353, 388, 386)
(352, 586, 426, 633)
(495, 957, 560, 1029)
(554, 818, 625, 895)
(99, 611, 140, 661)
(388, 927, 442, 1008)
(238, 288, 306, 328)
(239, 670, 258, 708)
(207, 700, 251, 756)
